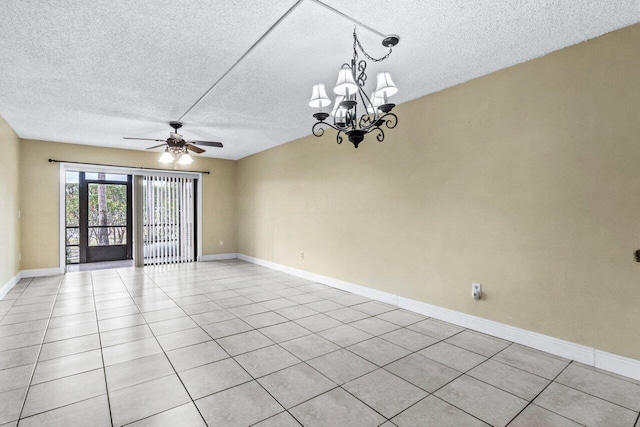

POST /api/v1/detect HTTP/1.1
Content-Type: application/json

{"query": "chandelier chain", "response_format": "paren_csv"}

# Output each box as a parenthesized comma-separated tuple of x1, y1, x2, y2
(353, 28, 393, 62)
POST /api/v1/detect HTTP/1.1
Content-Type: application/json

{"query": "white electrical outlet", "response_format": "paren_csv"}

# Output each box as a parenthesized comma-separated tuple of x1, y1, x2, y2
(472, 282, 482, 299)
(219, 240, 223, 246)
(300, 251, 304, 260)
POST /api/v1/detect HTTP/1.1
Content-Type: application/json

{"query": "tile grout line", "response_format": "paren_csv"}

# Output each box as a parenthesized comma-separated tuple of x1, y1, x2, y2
(115, 267, 212, 426)
(88, 270, 116, 427)
(14, 276, 65, 424)
(504, 361, 582, 427)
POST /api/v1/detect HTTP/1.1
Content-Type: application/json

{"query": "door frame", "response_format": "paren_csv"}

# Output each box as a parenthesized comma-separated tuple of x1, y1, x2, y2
(58, 163, 203, 272)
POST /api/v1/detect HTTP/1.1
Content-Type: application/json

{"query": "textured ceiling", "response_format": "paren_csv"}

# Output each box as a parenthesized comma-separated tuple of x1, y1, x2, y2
(0, 1, 638, 160)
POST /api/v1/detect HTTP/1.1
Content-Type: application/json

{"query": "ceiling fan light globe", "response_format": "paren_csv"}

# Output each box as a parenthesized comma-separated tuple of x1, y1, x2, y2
(159, 151, 173, 163)
(178, 153, 193, 165)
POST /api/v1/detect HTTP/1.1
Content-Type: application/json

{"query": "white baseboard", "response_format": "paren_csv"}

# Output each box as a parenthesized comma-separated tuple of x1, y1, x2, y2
(21, 267, 65, 278)
(199, 253, 238, 262)
(0, 272, 22, 301)
(237, 253, 640, 382)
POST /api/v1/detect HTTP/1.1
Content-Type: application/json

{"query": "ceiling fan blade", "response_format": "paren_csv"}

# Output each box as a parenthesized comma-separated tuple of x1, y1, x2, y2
(123, 137, 166, 142)
(185, 143, 205, 154)
(146, 144, 167, 150)
(191, 140, 223, 148)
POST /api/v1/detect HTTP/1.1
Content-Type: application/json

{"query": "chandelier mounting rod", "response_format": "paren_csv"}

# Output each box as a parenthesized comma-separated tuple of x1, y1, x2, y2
(178, 0, 389, 122)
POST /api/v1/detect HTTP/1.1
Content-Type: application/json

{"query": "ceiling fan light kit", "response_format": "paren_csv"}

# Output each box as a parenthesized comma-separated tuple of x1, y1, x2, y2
(310, 29, 400, 148)
(123, 121, 223, 168)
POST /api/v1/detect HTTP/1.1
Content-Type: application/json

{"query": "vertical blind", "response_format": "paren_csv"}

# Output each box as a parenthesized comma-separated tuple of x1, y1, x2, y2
(143, 175, 195, 265)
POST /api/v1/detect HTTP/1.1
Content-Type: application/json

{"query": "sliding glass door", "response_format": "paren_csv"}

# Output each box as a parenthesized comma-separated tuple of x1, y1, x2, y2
(142, 175, 196, 265)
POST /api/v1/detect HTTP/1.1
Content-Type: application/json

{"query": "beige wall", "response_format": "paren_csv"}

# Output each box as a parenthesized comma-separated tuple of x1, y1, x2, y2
(0, 116, 21, 285)
(238, 24, 640, 359)
(19, 139, 237, 270)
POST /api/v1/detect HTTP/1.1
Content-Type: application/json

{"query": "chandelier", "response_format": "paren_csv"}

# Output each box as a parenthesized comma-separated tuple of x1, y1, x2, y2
(309, 29, 400, 148)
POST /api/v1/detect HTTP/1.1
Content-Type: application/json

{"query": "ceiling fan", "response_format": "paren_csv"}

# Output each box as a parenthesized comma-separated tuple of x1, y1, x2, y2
(123, 121, 223, 165)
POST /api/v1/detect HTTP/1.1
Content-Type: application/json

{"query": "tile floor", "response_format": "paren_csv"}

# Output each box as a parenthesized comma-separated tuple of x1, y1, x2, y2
(0, 260, 639, 426)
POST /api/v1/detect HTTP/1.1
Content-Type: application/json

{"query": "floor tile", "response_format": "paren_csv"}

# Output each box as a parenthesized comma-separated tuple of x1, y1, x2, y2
(180, 357, 252, 399)
(105, 353, 174, 392)
(100, 324, 153, 347)
(407, 318, 464, 340)
(0, 364, 33, 393)
(318, 324, 373, 347)
(325, 307, 370, 323)
(289, 387, 384, 427)
(244, 311, 289, 328)
(47, 311, 97, 329)
(419, 342, 486, 372)
(348, 337, 411, 366)
(293, 313, 343, 333)
(0, 331, 44, 351)
(376, 309, 425, 327)
(508, 404, 581, 427)
(258, 363, 336, 408)
(181, 301, 222, 315)
(148, 316, 197, 336)
(259, 321, 311, 343)
(216, 330, 274, 356)
(102, 337, 162, 366)
(280, 334, 340, 361)
(31, 348, 103, 384)
(380, 328, 438, 352)
(556, 363, 640, 411)
(98, 313, 146, 332)
(38, 334, 100, 361)
(201, 318, 253, 339)
(228, 303, 271, 318)
(195, 380, 283, 426)
(253, 411, 301, 427)
(0, 319, 48, 338)
(352, 301, 396, 316)
(534, 382, 638, 426)
(287, 293, 323, 304)
(350, 317, 400, 336)
(445, 330, 511, 357)
(492, 344, 569, 380)
(386, 353, 460, 392)
(21, 369, 107, 417)
(307, 348, 377, 384)
(18, 394, 111, 427)
(97, 305, 140, 320)
(0, 388, 27, 425)
(275, 305, 319, 321)
(127, 402, 206, 427)
(344, 368, 427, 418)
(110, 374, 191, 426)
(166, 340, 229, 372)
(142, 307, 186, 323)
(435, 375, 527, 426)
(304, 300, 344, 313)
(234, 344, 301, 378)
(156, 327, 211, 351)
(259, 298, 299, 311)
(392, 395, 488, 427)
(329, 293, 371, 306)
(191, 309, 236, 326)
(467, 359, 550, 401)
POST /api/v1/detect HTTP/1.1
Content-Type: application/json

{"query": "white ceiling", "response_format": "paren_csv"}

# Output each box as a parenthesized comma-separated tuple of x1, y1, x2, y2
(0, 0, 638, 160)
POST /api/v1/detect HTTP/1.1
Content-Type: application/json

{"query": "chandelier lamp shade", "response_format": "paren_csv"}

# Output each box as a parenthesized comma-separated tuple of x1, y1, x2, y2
(310, 28, 400, 148)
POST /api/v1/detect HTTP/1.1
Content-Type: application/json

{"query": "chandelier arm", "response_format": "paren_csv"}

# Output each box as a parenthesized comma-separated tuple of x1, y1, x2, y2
(313, 121, 342, 137)
(381, 112, 398, 129)
(336, 130, 344, 145)
(374, 127, 385, 142)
